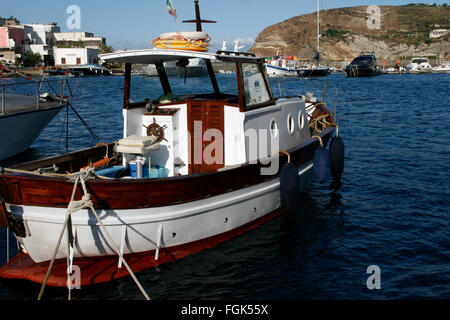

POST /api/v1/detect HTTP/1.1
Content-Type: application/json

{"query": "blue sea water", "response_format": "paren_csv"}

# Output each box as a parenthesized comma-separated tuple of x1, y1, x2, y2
(0, 73, 449, 300)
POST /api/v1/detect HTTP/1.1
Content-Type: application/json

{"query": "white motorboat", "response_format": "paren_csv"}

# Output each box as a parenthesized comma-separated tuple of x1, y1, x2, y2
(405, 57, 433, 73)
(0, 81, 66, 161)
(432, 63, 450, 73)
(265, 54, 299, 77)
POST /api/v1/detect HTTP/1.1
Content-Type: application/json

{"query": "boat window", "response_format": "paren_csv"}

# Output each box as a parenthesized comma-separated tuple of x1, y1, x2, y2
(298, 110, 306, 130)
(215, 62, 238, 98)
(352, 56, 373, 64)
(287, 114, 295, 135)
(242, 63, 271, 108)
(412, 58, 428, 64)
(269, 118, 278, 139)
(129, 58, 216, 105)
(129, 58, 242, 105)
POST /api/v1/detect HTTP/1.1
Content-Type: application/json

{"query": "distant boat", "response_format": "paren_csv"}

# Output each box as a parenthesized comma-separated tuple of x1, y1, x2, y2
(297, 61, 330, 77)
(66, 64, 112, 76)
(0, 81, 66, 161)
(265, 53, 298, 77)
(432, 63, 450, 73)
(144, 58, 208, 77)
(345, 52, 383, 77)
(385, 66, 405, 74)
(297, 0, 329, 77)
(405, 58, 433, 74)
(43, 69, 67, 76)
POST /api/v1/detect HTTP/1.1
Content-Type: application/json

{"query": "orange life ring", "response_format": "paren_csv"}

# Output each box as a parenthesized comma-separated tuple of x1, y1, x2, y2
(152, 31, 211, 52)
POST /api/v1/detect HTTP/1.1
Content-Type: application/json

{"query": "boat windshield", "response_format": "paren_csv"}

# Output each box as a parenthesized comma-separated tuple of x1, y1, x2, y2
(242, 63, 271, 107)
(129, 58, 239, 105)
(352, 56, 373, 64)
(412, 58, 428, 64)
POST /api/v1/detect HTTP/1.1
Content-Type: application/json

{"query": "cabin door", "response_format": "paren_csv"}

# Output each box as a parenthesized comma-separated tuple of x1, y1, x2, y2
(187, 100, 224, 174)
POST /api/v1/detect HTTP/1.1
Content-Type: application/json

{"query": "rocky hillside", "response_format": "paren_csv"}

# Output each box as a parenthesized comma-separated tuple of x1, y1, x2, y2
(250, 4, 450, 64)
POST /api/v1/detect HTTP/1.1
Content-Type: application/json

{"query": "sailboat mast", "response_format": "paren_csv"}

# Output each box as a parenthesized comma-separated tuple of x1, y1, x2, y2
(317, 0, 320, 54)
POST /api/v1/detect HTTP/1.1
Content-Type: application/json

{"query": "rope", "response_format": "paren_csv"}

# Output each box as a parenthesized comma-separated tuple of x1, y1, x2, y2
(329, 123, 339, 136)
(2, 167, 91, 178)
(312, 135, 324, 147)
(78, 176, 150, 300)
(37, 172, 150, 300)
(279, 150, 291, 163)
(309, 113, 330, 133)
(37, 176, 81, 300)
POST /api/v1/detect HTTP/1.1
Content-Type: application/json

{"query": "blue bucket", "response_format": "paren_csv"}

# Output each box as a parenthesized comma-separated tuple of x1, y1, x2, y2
(148, 166, 169, 178)
(129, 161, 149, 178)
(129, 161, 137, 178)
(149, 167, 160, 178)
(158, 167, 169, 178)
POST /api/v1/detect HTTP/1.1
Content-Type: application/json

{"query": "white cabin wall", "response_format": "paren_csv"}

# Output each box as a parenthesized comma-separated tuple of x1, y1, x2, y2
(125, 108, 146, 137)
(243, 98, 311, 161)
(224, 105, 246, 166)
(124, 105, 189, 177)
(142, 114, 174, 176)
(171, 104, 188, 175)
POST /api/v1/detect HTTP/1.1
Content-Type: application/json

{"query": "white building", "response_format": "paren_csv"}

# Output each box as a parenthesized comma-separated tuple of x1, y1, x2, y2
(54, 47, 99, 66)
(429, 29, 449, 38)
(54, 32, 105, 49)
(52, 32, 106, 67)
(22, 22, 60, 65)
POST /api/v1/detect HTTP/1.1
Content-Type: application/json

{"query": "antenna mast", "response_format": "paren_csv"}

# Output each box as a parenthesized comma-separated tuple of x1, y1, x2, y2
(182, 0, 216, 32)
(317, 0, 320, 54)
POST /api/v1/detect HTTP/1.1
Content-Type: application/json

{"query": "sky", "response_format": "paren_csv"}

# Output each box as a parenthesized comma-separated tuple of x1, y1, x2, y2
(2, 0, 449, 51)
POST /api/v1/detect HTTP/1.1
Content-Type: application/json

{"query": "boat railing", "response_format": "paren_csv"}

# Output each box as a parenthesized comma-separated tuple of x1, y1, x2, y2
(1, 78, 69, 115)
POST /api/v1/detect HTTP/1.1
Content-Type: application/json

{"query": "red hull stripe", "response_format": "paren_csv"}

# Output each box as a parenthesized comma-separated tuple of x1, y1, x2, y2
(0, 208, 282, 287)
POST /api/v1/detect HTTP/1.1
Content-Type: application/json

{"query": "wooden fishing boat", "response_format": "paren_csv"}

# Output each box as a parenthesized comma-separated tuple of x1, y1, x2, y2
(0, 1, 343, 290)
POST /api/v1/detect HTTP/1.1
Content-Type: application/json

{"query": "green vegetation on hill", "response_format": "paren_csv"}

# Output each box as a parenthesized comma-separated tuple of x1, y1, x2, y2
(251, 4, 450, 60)
(319, 4, 449, 46)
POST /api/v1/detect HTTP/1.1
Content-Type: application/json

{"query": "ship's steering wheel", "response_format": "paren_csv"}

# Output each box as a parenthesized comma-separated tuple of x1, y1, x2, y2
(144, 118, 167, 142)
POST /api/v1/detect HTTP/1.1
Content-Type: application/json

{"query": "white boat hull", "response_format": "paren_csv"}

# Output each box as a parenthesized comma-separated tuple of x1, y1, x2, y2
(0, 104, 63, 161)
(265, 64, 297, 77)
(11, 162, 314, 263)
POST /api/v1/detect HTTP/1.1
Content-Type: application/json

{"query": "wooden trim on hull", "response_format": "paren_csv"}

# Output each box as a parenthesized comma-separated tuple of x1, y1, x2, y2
(0, 207, 283, 287)
(0, 199, 8, 227)
(0, 128, 334, 210)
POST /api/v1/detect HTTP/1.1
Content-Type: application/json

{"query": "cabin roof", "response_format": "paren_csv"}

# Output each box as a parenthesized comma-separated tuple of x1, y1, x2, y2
(100, 48, 263, 65)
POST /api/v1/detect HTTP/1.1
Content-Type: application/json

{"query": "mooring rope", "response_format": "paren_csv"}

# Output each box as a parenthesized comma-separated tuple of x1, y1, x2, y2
(279, 150, 291, 163)
(37, 175, 81, 300)
(78, 176, 150, 300)
(37, 171, 150, 300)
(312, 135, 324, 147)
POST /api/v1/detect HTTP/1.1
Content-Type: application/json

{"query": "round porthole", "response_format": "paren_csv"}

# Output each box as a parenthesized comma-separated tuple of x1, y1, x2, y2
(270, 119, 278, 139)
(287, 114, 295, 135)
(298, 111, 306, 130)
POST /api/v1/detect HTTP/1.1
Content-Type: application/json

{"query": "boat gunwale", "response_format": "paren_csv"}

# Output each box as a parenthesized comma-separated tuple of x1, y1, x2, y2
(0, 102, 65, 119)
(1, 126, 334, 182)
(0, 127, 334, 210)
